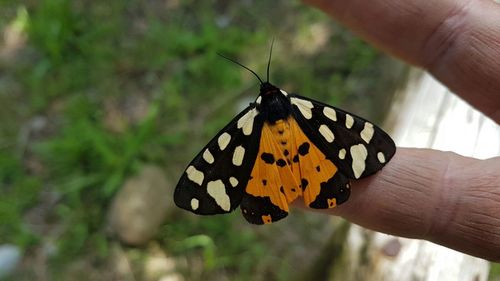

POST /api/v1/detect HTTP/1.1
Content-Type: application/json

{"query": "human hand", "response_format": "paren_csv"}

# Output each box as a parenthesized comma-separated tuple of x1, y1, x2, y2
(302, 0, 500, 262)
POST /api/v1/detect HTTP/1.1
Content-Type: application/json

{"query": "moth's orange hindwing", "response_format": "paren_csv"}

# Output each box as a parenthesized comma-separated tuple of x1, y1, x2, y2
(174, 105, 264, 215)
(240, 120, 296, 224)
(286, 117, 351, 208)
(240, 117, 349, 224)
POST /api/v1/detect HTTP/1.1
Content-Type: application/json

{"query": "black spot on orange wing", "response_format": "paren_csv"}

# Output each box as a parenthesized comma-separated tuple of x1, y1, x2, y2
(301, 178, 309, 191)
(261, 153, 275, 164)
(262, 179, 267, 186)
(276, 159, 287, 167)
(298, 142, 310, 156)
(292, 155, 299, 163)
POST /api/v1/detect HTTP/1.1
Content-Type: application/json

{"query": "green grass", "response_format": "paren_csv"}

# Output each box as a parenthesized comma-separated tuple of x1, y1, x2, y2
(0, 1, 405, 280)
(491, 263, 500, 281)
(0, 152, 41, 248)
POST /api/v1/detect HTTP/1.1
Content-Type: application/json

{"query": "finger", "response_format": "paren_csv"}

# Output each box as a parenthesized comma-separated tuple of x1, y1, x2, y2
(301, 148, 500, 262)
(303, 0, 500, 123)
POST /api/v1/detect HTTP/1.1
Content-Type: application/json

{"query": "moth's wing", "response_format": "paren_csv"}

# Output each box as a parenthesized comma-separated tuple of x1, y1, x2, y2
(174, 105, 264, 214)
(240, 123, 299, 224)
(290, 94, 396, 180)
(286, 117, 351, 209)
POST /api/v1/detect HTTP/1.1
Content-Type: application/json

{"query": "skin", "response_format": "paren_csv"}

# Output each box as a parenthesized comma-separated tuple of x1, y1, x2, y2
(301, 0, 500, 262)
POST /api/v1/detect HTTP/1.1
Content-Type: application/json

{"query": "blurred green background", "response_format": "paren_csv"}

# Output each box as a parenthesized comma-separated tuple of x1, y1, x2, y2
(1, 1, 496, 281)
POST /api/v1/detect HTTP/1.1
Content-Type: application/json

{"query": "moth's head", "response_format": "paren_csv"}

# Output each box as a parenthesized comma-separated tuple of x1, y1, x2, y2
(260, 82, 280, 96)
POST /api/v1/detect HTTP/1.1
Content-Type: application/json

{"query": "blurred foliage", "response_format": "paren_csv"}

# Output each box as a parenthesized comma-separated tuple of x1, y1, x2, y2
(0, 0, 408, 280)
(0, 152, 41, 247)
(491, 264, 500, 281)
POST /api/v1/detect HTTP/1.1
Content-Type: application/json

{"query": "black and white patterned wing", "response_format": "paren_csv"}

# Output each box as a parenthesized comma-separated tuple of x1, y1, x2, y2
(174, 105, 264, 214)
(290, 94, 396, 180)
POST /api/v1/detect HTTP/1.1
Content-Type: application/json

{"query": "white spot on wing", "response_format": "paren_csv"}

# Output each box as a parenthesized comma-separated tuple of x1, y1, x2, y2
(203, 148, 214, 164)
(186, 166, 204, 185)
(232, 145, 245, 166)
(190, 198, 199, 210)
(218, 132, 231, 151)
(338, 148, 346, 160)
(229, 177, 238, 187)
(207, 180, 231, 211)
(377, 152, 386, 163)
(360, 122, 374, 143)
(345, 114, 354, 129)
(237, 108, 258, 136)
(319, 124, 335, 143)
(255, 96, 262, 104)
(291, 97, 314, 119)
(350, 144, 368, 179)
(323, 107, 337, 121)
(280, 89, 288, 96)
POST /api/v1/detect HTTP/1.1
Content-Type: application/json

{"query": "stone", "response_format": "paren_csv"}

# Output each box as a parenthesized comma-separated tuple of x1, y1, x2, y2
(144, 243, 180, 281)
(108, 165, 172, 246)
(0, 244, 21, 279)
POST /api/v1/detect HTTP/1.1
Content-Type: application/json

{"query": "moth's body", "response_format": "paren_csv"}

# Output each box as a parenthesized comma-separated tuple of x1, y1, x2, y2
(257, 82, 291, 122)
(175, 81, 396, 224)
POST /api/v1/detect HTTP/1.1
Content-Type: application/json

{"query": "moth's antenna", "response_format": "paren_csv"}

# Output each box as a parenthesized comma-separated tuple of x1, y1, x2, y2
(217, 53, 264, 84)
(266, 38, 274, 82)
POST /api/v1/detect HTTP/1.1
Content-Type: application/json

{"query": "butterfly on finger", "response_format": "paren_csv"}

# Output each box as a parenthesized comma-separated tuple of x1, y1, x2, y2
(174, 46, 396, 225)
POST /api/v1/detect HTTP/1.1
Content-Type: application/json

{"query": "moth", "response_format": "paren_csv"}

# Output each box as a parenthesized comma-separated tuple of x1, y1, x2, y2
(174, 47, 396, 225)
